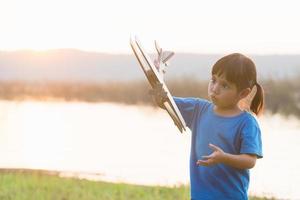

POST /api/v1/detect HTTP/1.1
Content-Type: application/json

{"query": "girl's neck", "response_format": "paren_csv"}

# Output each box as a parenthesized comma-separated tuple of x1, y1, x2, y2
(213, 105, 243, 117)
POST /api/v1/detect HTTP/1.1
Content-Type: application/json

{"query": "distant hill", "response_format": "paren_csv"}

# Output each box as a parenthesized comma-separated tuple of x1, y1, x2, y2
(1, 49, 300, 82)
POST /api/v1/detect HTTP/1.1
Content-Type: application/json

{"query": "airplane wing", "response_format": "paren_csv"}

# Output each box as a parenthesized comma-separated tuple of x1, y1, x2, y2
(130, 36, 186, 133)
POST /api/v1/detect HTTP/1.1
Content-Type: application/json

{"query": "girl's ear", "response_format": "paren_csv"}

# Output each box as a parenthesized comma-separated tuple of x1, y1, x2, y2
(239, 88, 251, 100)
(238, 86, 257, 112)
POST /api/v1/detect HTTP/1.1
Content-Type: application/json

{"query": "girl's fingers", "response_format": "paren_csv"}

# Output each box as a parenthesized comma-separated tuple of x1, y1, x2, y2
(197, 159, 212, 166)
(196, 160, 208, 166)
(202, 155, 213, 159)
(209, 143, 221, 151)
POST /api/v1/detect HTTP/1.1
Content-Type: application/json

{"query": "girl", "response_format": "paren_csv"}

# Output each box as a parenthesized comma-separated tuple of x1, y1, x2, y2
(154, 53, 263, 200)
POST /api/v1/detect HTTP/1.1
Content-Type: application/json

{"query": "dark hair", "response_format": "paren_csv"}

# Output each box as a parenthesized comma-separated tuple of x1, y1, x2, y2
(211, 53, 264, 116)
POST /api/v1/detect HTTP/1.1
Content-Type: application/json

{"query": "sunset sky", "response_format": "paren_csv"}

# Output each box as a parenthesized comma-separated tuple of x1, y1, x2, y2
(1, 0, 300, 54)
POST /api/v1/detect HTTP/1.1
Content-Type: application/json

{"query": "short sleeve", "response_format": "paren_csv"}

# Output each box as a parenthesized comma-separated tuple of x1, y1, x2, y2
(240, 117, 263, 158)
(173, 97, 209, 129)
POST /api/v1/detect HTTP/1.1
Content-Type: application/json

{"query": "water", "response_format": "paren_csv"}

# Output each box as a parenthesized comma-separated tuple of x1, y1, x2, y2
(0, 100, 299, 199)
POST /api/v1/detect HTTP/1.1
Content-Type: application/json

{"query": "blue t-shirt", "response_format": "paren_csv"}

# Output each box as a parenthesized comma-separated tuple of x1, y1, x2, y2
(174, 97, 263, 200)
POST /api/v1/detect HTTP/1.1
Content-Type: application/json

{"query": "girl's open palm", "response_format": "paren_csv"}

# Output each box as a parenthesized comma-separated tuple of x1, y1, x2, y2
(196, 143, 225, 166)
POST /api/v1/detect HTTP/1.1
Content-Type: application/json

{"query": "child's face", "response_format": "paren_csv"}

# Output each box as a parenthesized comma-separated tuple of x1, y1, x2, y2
(208, 74, 240, 109)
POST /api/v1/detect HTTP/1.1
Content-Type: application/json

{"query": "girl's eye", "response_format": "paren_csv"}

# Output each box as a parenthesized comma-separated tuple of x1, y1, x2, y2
(222, 84, 229, 89)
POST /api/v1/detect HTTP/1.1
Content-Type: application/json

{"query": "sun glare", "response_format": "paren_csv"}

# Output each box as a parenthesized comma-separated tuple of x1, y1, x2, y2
(1, 0, 300, 54)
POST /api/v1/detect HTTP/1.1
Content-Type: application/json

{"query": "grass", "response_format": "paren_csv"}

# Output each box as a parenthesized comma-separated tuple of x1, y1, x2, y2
(0, 170, 275, 200)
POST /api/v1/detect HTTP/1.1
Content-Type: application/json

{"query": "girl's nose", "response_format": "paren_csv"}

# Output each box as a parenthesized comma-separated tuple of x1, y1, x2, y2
(211, 83, 220, 94)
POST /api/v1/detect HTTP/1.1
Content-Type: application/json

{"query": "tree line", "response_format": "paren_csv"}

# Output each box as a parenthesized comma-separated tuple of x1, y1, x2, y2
(0, 77, 299, 118)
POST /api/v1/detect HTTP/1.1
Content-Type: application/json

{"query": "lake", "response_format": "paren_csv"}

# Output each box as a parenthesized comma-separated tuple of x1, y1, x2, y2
(0, 100, 299, 199)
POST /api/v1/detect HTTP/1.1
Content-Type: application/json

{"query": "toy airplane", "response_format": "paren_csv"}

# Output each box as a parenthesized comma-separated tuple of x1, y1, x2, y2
(154, 40, 175, 76)
(130, 36, 186, 133)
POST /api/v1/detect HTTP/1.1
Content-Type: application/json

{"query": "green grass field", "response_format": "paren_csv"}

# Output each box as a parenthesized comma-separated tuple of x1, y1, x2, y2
(0, 170, 275, 200)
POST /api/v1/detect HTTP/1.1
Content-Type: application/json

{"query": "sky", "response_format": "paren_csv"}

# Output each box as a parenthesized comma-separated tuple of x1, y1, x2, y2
(1, 0, 300, 54)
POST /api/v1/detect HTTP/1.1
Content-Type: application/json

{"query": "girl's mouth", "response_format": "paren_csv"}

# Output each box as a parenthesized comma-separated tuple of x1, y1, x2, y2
(210, 95, 217, 102)
(209, 94, 216, 98)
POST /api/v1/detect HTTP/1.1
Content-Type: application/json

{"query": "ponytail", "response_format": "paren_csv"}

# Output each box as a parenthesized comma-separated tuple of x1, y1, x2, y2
(250, 83, 264, 116)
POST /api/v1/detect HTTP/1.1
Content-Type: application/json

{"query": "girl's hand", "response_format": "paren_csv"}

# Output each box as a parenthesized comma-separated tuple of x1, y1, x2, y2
(149, 83, 168, 108)
(196, 143, 226, 166)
